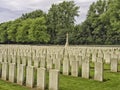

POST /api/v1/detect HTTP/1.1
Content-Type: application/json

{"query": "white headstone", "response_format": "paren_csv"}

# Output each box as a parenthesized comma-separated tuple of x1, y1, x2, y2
(49, 69, 59, 90)
(37, 68, 46, 90)
(82, 57, 89, 79)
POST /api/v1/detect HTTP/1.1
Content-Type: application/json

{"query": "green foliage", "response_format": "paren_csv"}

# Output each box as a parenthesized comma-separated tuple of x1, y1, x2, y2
(105, 0, 120, 44)
(0, 0, 120, 45)
(15, 17, 50, 44)
(75, 0, 120, 45)
(0, 10, 50, 44)
(28, 17, 50, 43)
(7, 20, 21, 43)
(47, 1, 79, 44)
(20, 10, 46, 20)
(16, 19, 32, 43)
(0, 22, 11, 43)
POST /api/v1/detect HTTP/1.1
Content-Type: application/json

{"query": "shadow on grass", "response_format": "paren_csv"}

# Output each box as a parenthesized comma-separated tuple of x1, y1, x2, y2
(103, 78, 110, 82)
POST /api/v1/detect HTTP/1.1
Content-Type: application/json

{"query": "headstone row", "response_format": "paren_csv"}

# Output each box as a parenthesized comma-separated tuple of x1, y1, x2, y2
(0, 62, 59, 90)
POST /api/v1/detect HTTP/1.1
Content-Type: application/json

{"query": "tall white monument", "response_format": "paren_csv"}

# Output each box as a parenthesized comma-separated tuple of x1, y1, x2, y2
(65, 33, 69, 47)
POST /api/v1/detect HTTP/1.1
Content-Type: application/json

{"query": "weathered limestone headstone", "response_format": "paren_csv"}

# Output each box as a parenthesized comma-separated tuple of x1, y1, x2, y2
(3, 54, 7, 62)
(9, 63, 16, 82)
(34, 57, 39, 67)
(86, 53, 91, 60)
(40, 56, 46, 68)
(105, 53, 111, 64)
(49, 69, 59, 90)
(37, 68, 46, 90)
(112, 54, 118, 59)
(17, 56, 21, 65)
(22, 56, 27, 66)
(65, 33, 69, 47)
(51, 54, 56, 64)
(97, 57, 103, 63)
(0, 53, 2, 62)
(92, 53, 97, 62)
(17, 64, 25, 85)
(98, 51, 104, 58)
(55, 58, 61, 71)
(63, 55, 70, 75)
(94, 58, 103, 81)
(27, 56, 32, 66)
(2, 62, 8, 80)
(111, 58, 118, 72)
(71, 61, 79, 77)
(82, 57, 89, 79)
(47, 58, 53, 70)
(69, 55, 75, 66)
(77, 55, 82, 66)
(0, 62, 2, 77)
(26, 66, 35, 88)
(8, 55, 12, 63)
(12, 55, 16, 64)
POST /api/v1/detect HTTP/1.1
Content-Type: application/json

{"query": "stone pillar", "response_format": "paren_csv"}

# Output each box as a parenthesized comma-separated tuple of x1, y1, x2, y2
(82, 57, 89, 79)
(26, 66, 35, 88)
(111, 58, 118, 72)
(94, 59, 103, 81)
(17, 64, 25, 85)
(37, 68, 46, 90)
(63, 55, 70, 75)
(49, 69, 59, 90)
(65, 33, 69, 47)
(71, 61, 79, 77)
(9, 63, 16, 82)
(1, 62, 8, 80)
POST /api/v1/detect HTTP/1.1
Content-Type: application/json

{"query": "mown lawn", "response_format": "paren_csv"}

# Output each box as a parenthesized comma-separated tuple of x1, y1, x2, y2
(59, 71, 120, 90)
(1, 63, 120, 90)
(0, 80, 30, 90)
(59, 62, 120, 90)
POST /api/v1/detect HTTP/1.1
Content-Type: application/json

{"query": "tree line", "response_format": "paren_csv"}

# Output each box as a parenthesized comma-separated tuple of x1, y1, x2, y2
(0, 0, 120, 45)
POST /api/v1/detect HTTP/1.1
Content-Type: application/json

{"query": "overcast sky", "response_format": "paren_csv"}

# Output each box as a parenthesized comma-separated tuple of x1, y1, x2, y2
(0, 0, 97, 24)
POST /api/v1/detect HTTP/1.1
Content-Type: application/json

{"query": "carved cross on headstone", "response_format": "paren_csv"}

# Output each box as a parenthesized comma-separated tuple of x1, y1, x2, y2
(65, 33, 69, 47)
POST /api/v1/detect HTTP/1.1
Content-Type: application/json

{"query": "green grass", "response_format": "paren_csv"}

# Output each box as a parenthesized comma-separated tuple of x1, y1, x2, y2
(1, 63, 120, 90)
(59, 62, 120, 90)
(0, 80, 30, 90)
(59, 70, 120, 90)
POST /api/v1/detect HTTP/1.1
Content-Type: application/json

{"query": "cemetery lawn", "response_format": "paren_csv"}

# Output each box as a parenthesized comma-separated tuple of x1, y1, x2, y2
(0, 79, 30, 90)
(59, 71, 120, 90)
(1, 63, 120, 90)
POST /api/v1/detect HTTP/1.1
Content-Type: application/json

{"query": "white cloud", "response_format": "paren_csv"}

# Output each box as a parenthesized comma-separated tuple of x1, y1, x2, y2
(0, 0, 97, 24)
